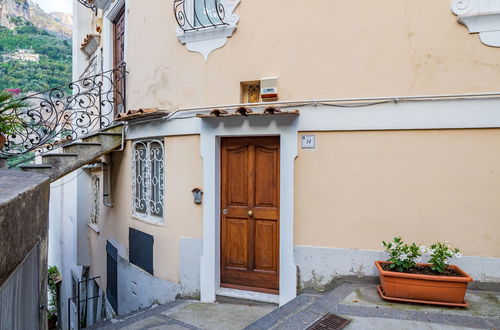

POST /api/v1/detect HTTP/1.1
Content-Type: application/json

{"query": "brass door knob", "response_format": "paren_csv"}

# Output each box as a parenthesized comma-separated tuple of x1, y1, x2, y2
(248, 210, 254, 217)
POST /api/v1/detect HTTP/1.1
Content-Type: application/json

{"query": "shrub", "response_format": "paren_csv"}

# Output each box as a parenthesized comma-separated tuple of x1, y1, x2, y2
(0, 91, 25, 136)
(382, 237, 421, 272)
(423, 242, 462, 273)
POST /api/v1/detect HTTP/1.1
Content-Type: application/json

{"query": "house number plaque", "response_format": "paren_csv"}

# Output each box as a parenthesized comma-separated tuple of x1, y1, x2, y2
(301, 135, 315, 149)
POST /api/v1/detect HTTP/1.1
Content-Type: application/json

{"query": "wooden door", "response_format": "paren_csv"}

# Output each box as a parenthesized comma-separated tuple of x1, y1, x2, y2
(113, 7, 125, 116)
(113, 7, 125, 69)
(221, 137, 280, 293)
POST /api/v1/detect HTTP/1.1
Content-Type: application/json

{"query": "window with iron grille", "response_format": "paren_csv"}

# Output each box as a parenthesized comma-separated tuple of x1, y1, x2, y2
(89, 174, 100, 227)
(132, 140, 164, 222)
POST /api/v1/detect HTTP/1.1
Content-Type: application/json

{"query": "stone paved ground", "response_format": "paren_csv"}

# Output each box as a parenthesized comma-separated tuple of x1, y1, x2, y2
(92, 283, 500, 330)
(91, 300, 277, 330)
(247, 283, 500, 330)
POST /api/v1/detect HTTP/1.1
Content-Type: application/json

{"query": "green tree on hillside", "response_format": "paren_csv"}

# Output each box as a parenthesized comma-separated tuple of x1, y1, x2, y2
(0, 17, 72, 93)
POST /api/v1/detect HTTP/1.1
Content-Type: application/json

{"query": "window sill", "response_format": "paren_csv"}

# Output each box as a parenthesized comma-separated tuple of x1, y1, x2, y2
(131, 214, 165, 227)
(88, 222, 100, 234)
(176, 25, 236, 44)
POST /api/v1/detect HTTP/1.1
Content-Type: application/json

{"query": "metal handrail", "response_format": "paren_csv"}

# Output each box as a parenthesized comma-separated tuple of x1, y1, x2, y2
(0, 64, 127, 158)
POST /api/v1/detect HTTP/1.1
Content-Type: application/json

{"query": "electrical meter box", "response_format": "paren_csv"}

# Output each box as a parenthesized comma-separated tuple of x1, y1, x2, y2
(260, 77, 278, 101)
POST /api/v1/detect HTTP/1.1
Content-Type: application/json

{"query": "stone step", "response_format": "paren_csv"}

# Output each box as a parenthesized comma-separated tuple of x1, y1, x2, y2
(82, 132, 122, 143)
(244, 294, 323, 330)
(18, 164, 53, 176)
(63, 142, 102, 154)
(42, 153, 79, 167)
(19, 125, 123, 182)
(18, 164, 53, 169)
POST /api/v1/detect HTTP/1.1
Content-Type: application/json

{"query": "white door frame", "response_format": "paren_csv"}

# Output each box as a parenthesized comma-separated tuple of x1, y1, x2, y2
(199, 114, 298, 306)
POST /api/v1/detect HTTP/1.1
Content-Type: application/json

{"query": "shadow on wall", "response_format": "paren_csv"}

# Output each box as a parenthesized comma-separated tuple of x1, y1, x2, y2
(115, 237, 202, 315)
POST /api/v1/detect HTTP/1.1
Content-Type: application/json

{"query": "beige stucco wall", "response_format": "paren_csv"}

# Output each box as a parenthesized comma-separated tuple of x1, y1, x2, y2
(89, 135, 203, 286)
(122, 0, 500, 111)
(295, 129, 500, 258)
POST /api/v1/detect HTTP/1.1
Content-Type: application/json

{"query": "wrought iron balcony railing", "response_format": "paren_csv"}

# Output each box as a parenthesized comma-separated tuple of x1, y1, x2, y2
(174, 0, 228, 32)
(0, 65, 126, 158)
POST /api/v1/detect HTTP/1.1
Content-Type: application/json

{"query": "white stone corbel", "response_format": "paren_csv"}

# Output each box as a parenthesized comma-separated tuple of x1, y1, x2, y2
(451, 0, 500, 47)
(175, 0, 240, 61)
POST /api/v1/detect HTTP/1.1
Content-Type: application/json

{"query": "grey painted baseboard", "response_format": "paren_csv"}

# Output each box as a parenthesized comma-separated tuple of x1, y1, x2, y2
(294, 245, 500, 292)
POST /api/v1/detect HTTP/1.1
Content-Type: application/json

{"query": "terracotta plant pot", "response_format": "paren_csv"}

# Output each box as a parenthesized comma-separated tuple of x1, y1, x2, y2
(375, 260, 473, 307)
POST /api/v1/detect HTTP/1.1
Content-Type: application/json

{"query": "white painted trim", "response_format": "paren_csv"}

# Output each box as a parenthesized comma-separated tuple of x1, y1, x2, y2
(130, 139, 166, 224)
(103, 0, 128, 69)
(107, 238, 126, 258)
(88, 222, 100, 233)
(199, 115, 298, 306)
(102, 0, 126, 72)
(130, 215, 166, 227)
(216, 287, 279, 304)
(102, 0, 127, 122)
(125, 98, 500, 141)
(105, 0, 125, 21)
(451, 0, 500, 47)
(295, 98, 500, 131)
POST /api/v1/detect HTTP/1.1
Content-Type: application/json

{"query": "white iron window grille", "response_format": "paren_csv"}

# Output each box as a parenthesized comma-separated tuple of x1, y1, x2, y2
(89, 174, 100, 226)
(132, 140, 165, 221)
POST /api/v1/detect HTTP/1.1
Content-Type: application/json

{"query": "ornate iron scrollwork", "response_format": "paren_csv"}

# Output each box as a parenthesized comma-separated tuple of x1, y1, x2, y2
(0, 65, 127, 158)
(132, 140, 165, 220)
(90, 174, 101, 226)
(174, 0, 228, 32)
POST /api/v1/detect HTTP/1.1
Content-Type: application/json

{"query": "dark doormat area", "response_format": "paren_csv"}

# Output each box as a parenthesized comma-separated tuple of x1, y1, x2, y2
(307, 313, 351, 330)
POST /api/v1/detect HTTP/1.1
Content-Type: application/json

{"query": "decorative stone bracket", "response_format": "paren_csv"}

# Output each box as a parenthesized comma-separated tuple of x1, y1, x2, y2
(451, 0, 500, 47)
(175, 0, 240, 61)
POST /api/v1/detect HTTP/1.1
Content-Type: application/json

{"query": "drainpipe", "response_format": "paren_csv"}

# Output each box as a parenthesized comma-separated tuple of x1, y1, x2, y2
(100, 154, 113, 207)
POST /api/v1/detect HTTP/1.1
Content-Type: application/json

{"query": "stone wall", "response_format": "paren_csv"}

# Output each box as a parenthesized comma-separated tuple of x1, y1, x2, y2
(0, 170, 50, 330)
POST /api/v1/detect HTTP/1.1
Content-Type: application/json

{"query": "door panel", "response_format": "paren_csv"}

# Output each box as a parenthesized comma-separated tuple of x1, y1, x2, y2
(254, 220, 277, 270)
(255, 146, 279, 207)
(226, 218, 248, 268)
(221, 137, 280, 293)
(227, 146, 249, 206)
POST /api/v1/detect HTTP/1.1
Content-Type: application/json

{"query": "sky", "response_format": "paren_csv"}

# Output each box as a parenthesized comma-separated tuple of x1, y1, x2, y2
(33, 0, 73, 14)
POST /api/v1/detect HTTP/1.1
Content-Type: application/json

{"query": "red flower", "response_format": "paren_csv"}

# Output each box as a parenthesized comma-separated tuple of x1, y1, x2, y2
(5, 88, 21, 95)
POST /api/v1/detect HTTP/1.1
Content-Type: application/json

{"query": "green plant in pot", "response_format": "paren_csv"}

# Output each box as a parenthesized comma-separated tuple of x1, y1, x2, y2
(0, 90, 26, 150)
(376, 237, 472, 307)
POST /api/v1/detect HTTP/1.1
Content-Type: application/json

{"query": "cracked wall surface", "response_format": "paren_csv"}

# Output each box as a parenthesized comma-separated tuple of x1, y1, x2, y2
(121, 0, 500, 111)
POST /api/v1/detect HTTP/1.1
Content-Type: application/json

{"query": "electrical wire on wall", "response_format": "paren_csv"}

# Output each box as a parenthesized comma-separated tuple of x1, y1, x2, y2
(126, 98, 399, 126)
(49, 170, 86, 189)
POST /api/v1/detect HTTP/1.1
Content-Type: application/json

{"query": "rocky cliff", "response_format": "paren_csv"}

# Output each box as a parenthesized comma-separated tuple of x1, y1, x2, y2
(0, 0, 71, 39)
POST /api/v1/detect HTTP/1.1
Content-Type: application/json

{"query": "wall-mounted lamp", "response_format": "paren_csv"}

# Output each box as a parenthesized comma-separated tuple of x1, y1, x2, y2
(192, 188, 203, 205)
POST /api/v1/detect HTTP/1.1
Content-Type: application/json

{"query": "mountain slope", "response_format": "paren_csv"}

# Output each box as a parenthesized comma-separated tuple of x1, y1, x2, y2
(0, 21, 72, 92)
(0, 0, 72, 93)
(0, 0, 71, 39)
